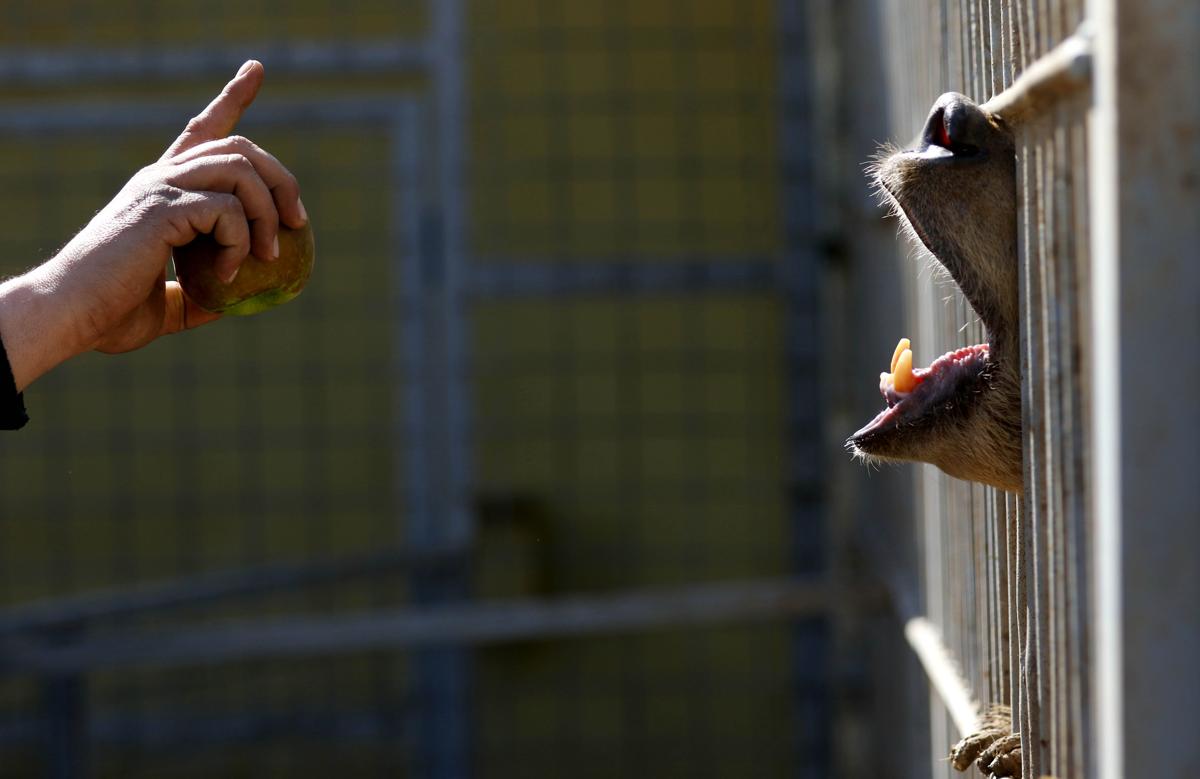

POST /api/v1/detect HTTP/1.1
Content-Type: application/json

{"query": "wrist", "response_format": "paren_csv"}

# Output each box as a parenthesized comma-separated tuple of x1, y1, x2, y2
(0, 265, 93, 391)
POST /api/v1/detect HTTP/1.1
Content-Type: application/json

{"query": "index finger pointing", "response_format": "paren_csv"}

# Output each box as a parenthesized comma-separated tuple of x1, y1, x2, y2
(161, 60, 264, 160)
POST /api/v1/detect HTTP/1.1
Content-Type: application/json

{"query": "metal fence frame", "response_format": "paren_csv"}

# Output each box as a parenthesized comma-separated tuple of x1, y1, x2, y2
(0, 3, 836, 777)
(870, 6, 1099, 776)
(1089, 1, 1200, 777)
(864, 2, 1200, 777)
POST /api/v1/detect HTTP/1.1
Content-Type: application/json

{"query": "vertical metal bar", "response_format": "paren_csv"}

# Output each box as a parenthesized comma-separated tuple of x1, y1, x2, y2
(776, 3, 832, 776)
(999, 0, 1020, 734)
(1033, 127, 1053, 779)
(993, 491, 1010, 702)
(394, 111, 430, 582)
(1044, 116, 1058, 779)
(1090, 0, 1200, 777)
(989, 489, 1000, 702)
(776, 0, 822, 567)
(1016, 504, 1032, 779)
(978, 485, 992, 701)
(413, 0, 477, 773)
(1052, 104, 1078, 779)
(1067, 111, 1093, 779)
(975, 0, 988, 98)
(1016, 0, 1033, 70)
(987, 0, 1003, 95)
(43, 672, 87, 779)
(430, 0, 474, 561)
(1005, 491, 1019, 713)
(1014, 35, 1040, 766)
(392, 98, 444, 775)
(971, 484, 986, 697)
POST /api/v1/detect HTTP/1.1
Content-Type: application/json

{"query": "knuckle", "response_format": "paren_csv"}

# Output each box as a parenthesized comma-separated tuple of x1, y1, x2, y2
(144, 183, 184, 212)
(183, 115, 206, 135)
(134, 163, 165, 186)
(226, 153, 253, 171)
(228, 135, 257, 153)
(224, 192, 247, 215)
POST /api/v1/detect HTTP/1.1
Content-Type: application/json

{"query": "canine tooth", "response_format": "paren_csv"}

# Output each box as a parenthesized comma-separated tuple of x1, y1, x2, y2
(894, 349, 916, 392)
(891, 338, 911, 373)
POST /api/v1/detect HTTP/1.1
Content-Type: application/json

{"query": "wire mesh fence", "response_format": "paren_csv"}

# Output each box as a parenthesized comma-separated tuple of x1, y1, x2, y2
(0, 1, 829, 777)
(869, 1, 1094, 777)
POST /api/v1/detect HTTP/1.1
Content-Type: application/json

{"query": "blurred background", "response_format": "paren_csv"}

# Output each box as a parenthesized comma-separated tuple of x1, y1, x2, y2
(0, 1, 929, 777)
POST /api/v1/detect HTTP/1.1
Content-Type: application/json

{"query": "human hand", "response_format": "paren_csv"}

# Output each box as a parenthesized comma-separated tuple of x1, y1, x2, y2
(0, 60, 307, 390)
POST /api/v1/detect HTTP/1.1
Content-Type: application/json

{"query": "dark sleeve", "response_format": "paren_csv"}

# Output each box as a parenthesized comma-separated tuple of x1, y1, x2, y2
(0, 330, 29, 430)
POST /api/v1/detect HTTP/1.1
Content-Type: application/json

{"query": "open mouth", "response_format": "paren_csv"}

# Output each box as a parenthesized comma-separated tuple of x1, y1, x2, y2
(850, 338, 991, 442)
(910, 107, 982, 160)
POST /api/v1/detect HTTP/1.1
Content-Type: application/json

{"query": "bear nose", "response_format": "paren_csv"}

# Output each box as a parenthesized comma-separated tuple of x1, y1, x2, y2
(923, 93, 985, 156)
(943, 100, 975, 145)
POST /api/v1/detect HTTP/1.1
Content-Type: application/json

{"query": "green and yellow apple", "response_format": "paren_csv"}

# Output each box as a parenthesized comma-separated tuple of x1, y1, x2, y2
(174, 221, 315, 316)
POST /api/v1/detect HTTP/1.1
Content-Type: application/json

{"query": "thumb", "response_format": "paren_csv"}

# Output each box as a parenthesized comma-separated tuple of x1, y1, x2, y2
(161, 60, 263, 160)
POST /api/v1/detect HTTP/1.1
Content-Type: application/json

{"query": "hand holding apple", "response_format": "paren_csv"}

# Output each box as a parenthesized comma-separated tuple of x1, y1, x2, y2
(0, 60, 307, 392)
(174, 219, 315, 316)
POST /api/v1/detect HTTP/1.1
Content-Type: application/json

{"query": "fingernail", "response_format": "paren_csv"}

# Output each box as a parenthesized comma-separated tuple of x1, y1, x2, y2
(224, 266, 240, 284)
(272, 235, 280, 259)
(237, 60, 255, 77)
(297, 198, 308, 225)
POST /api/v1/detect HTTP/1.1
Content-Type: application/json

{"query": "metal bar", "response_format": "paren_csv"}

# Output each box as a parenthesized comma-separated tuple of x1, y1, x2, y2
(904, 616, 979, 737)
(1067, 110, 1094, 779)
(393, 100, 430, 543)
(3, 579, 835, 675)
(981, 24, 1092, 125)
(2, 708, 417, 750)
(0, 546, 463, 636)
(1051, 107, 1074, 778)
(415, 0, 474, 774)
(875, 5, 1102, 778)
(466, 258, 781, 298)
(43, 673, 87, 779)
(775, 2, 832, 775)
(0, 98, 415, 135)
(1090, 0, 1200, 777)
(1031, 121, 1054, 776)
(430, 0, 474, 553)
(1005, 491, 1019, 715)
(391, 93, 434, 750)
(0, 39, 430, 84)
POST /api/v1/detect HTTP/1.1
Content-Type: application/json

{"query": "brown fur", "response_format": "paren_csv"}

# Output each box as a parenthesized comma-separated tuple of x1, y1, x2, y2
(850, 93, 1023, 493)
(949, 704, 1022, 777)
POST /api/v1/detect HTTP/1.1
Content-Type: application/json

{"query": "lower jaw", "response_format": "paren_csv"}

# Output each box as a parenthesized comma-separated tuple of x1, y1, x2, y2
(852, 342, 993, 443)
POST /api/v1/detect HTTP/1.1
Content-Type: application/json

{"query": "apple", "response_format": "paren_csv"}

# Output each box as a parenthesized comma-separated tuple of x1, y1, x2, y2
(173, 220, 315, 316)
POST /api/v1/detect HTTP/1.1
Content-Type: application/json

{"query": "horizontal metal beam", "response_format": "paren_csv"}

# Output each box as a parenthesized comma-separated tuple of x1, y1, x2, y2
(982, 25, 1094, 126)
(0, 708, 413, 750)
(2, 578, 833, 675)
(467, 258, 782, 297)
(0, 546, 465, 636)
(0, 671, 795, 750)
(0, 97, 418, 135)
(0, 40, 429, 86)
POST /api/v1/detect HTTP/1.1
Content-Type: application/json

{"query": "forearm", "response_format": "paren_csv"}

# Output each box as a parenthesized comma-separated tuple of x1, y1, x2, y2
(0, 263, 92, 392)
